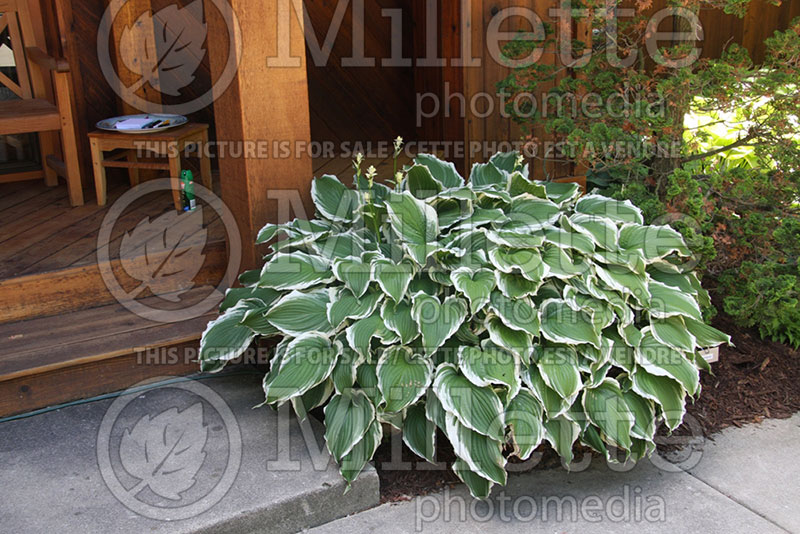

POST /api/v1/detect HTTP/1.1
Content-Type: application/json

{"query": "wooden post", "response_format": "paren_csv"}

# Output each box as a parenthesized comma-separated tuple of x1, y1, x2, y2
(207, 0, 314, 270)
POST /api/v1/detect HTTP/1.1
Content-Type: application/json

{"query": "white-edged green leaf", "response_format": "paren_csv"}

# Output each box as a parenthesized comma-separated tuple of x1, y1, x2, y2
(415, 153, 464, 188)
(445, 413, 507, 486)
(684, 317, 731, 348)
(495, 271, 542, 298)
(523, 363, 570, 418)
(489, 291, 540, 336)
(406, 164, 443, 199)
(403, 403, 437, 463)
(377, 346, 433, 412)
(340, 418, 382, 485)
(631, 367, 686, 431)
(623, 390, 656, 441)
(345, 311, 396, 359)
(469, 162, 506, 187)
(452, 459, 494, 499)
(583, 379, 634, 451)
(199, 300, 257, 370)
(312, 174, 360, 222)
(324, 390, 375, 461)
(539, 299, 601, 349)
(485, 314, 533, 361)
(434, 363, 505, 441)
(386, 191, 439, 265)
(595, 264, 651, 306)
(651, 316, 696, 352)
(332, 256, 371, 298)
(542, 246, 589, 279)
(411, 293, 467, 356)
(505, 388, 544, 460)
(327, 288, 383, 326)
(258, 252, 334, 290)
(567, 213, 620, 249)
(372, 258, 414, 302)
(536, 344, 582, 402)
(265, 289, 332, 336)
(459, 346, 521, 399)
(636, 330, 700, 395)
(543, 227, 596, 255)
(648, 280, 703, 321)
(543, 415, 580, 466)
(263, 333, 339, 404)
(575, 194, 644, 225)
(619, 223, 690, 259)
(488, 247, 548, 283)
(451, 267, 495, 314)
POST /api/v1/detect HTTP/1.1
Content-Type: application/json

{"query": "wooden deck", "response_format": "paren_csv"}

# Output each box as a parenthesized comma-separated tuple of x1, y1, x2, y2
(0, 152, 409, 416)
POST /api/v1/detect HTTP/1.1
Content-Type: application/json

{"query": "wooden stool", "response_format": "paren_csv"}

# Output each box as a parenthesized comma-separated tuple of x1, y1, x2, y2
(88, 123, 212, 210)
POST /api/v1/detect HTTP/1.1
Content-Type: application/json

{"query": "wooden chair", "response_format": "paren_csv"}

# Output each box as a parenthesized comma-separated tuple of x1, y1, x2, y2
(0, 0, 83, 206)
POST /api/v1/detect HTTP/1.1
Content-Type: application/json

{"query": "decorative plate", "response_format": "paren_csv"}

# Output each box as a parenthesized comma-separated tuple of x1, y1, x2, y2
(96, 114, 188, 134)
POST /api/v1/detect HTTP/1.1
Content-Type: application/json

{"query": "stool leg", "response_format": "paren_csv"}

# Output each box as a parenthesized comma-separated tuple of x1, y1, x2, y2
(127, 151, 140, 187)
(199, 130, 212, 190)
(168, 143, 182, 211)
(90, 139, 107, 206)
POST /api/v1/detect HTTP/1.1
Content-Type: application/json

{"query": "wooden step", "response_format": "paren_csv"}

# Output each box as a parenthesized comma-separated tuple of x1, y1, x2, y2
(0, 288, 221, 417)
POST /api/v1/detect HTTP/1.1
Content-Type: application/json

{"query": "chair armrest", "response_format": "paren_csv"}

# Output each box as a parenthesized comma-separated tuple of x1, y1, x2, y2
(25, 47, 70, 73)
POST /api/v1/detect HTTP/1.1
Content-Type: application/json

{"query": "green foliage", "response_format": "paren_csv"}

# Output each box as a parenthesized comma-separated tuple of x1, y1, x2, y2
(500, 3, 800, 345)
(199, 152, 729, 498)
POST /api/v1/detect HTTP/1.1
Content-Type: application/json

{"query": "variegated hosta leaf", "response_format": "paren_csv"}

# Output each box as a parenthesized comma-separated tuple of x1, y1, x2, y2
(415, 153, 464, 188)
(434, 364, 505, 441)
(450, 267, 495, 314)
(264, 289, 332, 336)
(489, 291, 540, 336)
(684, 317, 732, 347)
(496, 271, 542, 298)
(380, 299, 418, 344)
(485, 314, 533, 361)
(458, 346, 521, 399)
(636, 330, 700, 395)
(445, 413, 507, 486)
(567, 213, 620, 250)
(346, 311, 397, 359)
(324, 390, 375, 462)
(332, 256, 372, 298)
(504, 195, 560, 231)
(469, 162, 506, 188)
(539, 299, 601, 349)
(406, 164, 443, 199)
(258, 252, 334, 290)
(377, 346, 433, 412)
(372, 258, 415, 302)
(631, 367, 686, 431)
(331, 339, 361, 393)
(543, 181, 581, 205)
(595, 264, 651, 306)
(575, 194, 644, 225)
(648, 280, 703, 321)
(536, 344, 583, 403)
(619, 223, 690, 260)
(542, 246, 589, 279)
(402, 403, 437, 463)
(263, 333, 340, 404)
(340, 419, 382, 485)
(327, 288, 383, 326)
(523, 362, 570, 418)
(489, 247, 548, 283)
(650, 316, 696, 352)
(583, 379, 635, 451)
(543, 227, 596, 255)
(199, 300, 258, 371)
(543, 415, 581, 466)
(506, 388, 544, 460)
(452, 459, 493, 500)
(312, 174, 361, 222)
(411, 293, 468, 356)
(623, 390, 656, 441)
(508, 173, 547, 198)
(386, 191, 439, 265)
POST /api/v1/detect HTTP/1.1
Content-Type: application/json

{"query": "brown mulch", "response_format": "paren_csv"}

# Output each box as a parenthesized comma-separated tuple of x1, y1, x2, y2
(375, 312, 800, 502)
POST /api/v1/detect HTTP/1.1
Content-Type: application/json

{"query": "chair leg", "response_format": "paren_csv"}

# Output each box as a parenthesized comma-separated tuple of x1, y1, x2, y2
(90, 139, 107, 206)
(127, 150, 140, 187)
(168, 143, 182, 211)
(53, 72, 83, 206)
(38, 131, 59, 186)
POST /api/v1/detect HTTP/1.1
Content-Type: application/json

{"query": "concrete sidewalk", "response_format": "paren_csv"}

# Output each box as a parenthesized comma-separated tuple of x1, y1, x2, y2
(0, 372, 380, 534)
(307, 414, 800, 534)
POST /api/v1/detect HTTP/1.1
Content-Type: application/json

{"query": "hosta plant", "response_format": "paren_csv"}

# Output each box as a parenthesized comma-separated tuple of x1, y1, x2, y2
(199, 150, 730, 498)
